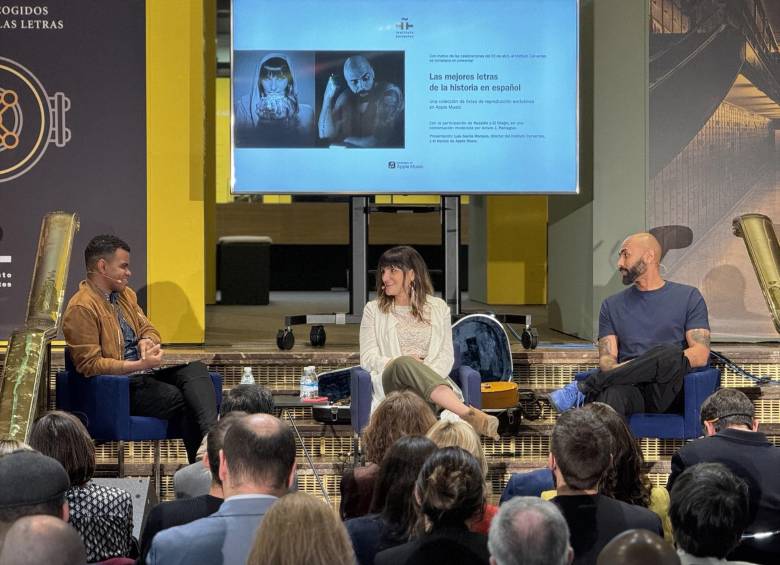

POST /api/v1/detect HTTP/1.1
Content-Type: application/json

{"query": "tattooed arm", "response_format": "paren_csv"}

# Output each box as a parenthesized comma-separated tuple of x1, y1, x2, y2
(598, 335, 619, 371)
(684, 328, 711, 367)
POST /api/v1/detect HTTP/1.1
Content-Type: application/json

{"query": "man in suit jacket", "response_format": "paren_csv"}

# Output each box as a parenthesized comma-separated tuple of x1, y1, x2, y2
(667, 388, 780, 564)
(147, 413, 296, 565)
(549, 409, 663, 565)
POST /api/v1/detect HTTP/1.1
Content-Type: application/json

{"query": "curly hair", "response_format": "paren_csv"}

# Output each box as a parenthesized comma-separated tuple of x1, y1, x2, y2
(415, 447, 485, 534)
(585, 402, 652, 507)
(362, 390, 437, 464)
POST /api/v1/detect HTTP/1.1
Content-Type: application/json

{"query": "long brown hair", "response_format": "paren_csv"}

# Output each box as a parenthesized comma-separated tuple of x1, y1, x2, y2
(585, 402, 652, 507)
(247, 492, 354, 565)
(362, 391, 437, 464)
(376, 246, 434, 322)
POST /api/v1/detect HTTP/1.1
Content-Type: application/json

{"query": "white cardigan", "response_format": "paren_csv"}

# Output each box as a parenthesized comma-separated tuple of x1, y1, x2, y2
(359, 295, 457, 412)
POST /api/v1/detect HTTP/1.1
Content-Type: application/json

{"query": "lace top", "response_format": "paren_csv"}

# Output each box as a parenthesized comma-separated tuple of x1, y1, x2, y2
(393, 305, 431, 358)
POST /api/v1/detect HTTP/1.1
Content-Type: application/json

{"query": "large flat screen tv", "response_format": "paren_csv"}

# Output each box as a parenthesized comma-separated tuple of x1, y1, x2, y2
(231, 0, 579, 194)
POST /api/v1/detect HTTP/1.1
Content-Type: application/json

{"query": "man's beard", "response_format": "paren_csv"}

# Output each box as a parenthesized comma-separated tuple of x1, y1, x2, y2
(620, 259, 647, 285)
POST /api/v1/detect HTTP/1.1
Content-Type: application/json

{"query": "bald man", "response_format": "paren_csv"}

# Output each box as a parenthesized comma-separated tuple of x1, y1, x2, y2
(550, 232, 710, 417)
(0, 515, 86, 565)
(597, 530, 680, 565)
(318, 54, 404, 147)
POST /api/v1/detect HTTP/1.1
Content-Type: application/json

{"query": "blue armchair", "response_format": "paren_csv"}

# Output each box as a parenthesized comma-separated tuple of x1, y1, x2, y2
(574, 365, 720, 439)
(349, 344, 482, 437)
(56, 352, 222, 489)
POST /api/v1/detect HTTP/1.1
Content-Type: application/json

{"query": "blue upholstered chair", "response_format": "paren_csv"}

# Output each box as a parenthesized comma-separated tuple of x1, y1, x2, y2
(573, 365, 720, 439)
(56, 352, 222, 489)
(349, 343, 482, 438)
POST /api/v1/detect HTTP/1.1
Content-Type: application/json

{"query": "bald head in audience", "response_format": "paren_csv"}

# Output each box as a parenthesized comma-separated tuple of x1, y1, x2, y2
(597, 529, 679, 565)
(0, 515, 86, 565)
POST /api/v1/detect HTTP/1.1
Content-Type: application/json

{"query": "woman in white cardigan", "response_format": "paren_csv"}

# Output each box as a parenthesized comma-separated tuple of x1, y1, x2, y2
(360, 246, 499, 438)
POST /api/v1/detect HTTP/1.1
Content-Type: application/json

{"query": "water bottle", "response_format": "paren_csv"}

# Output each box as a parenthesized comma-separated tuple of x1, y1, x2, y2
(299, 365, 318, 400)
(241, 366, 255, 385)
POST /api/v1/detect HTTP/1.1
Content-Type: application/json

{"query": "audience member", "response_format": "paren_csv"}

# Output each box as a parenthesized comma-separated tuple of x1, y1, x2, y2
(549, 408, 662, 564)
(341, 390, 437, 519)
(147, 413, 296, 565)
(248, 492, 354, 565)
(28, 410, 134, 562)
(0, 439, 32, 456)
(375, 447, 490, 565)
(426, 419, 497, 534)
(0, 515, 86, 565)
(667, 389, 780, 564)
(597, 530, 679, 565)
(670, 462, 754, 565)
(139, 412, 247, 563)
(174, 383, 275, 499)
(346, 436, 438, 565)
(0, 451, 70, 546)
(488, 496, 573, 565)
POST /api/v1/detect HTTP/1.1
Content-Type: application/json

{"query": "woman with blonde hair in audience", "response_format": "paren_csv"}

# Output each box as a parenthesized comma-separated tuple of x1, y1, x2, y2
(28, 410, 135, 562)
(0, 439, 32, 456)
(340, 390, 437, 519)
(426, 419, 498, 534)
(248, 492, 354, 565)
(375, 447, 490, 565)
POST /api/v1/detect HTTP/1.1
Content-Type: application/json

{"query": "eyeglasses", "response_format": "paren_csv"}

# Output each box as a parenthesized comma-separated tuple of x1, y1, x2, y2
(703, 413, 753, 425)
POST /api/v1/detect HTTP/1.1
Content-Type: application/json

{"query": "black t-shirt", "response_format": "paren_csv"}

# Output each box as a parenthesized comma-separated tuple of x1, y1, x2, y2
(552, 494, 663, 565)
(598, 281, 709, 363)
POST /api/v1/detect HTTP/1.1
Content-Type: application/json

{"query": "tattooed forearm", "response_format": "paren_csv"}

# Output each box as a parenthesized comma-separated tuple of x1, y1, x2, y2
(598, 337, 618, 371)
(689, 328, 711, 347)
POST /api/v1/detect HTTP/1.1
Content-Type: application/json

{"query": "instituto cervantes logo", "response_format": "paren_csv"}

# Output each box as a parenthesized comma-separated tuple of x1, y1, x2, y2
(0, 56, 71, 183)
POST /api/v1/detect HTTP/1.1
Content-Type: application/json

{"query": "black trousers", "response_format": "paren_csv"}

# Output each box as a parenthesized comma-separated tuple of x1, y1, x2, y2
(129, 361, 218, 463)
(579, 344, 690, 418)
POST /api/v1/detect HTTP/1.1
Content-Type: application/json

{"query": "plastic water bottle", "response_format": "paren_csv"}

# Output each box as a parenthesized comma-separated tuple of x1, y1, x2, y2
(241, 366, 255, 385)
(299, 365, 318, 400)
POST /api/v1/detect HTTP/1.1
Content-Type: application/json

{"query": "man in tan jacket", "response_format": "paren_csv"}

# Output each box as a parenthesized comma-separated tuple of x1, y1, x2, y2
(63, 235, 217, 462)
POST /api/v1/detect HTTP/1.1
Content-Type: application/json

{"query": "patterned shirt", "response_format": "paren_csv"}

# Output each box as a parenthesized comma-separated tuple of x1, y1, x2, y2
(392, 305, 432, 359)
(67, 482, 135, 562)
(108, 291, 139, 361)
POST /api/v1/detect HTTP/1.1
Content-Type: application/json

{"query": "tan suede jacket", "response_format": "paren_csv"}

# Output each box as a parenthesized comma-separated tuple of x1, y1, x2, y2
(62, 280, 161, 376)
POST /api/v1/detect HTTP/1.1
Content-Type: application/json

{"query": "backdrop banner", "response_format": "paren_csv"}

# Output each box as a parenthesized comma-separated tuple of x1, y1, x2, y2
(0, 0, 147, 339)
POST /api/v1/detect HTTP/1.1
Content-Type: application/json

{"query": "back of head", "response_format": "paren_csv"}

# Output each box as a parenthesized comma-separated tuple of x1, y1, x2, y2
(84, 234, 130, 269)
(363, 390, 437, 463)
(670, 462, 749, 559)
(0, 440, 32, 457)
(415, 447, 485, 531)
(29, 410, 95, 486)
(700, 388, 754, 433)
(427, 419, 488, 477)
(0, 451, 69, 524)
(488, 497, 571, 565)
(0, 515, 86, 565)
(247, 492, 354, 565)
(551, 408, 611, 490)
(223, 413, 295, 493)
(207, 411, 247, 485)
(584, 403, 650, 506)
(370, 436, 437, 541)
(597, 529, 679, 565)
(220, 384, 275, 417)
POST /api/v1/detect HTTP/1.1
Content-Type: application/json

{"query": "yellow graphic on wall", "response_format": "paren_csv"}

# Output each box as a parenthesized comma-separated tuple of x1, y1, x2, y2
(0, 57, 70, 183)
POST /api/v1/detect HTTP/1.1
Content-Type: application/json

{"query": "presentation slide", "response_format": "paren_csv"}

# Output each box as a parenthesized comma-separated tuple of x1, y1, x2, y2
(232, 0, 578, 194)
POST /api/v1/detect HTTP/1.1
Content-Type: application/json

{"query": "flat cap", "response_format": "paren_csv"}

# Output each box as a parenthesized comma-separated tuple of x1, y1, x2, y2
(0, 451, 70, 509)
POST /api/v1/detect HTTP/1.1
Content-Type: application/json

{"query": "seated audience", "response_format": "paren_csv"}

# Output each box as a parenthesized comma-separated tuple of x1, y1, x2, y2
(341, 390, 437, 519)
(549, 408, 662, 564)
(248, 492, 354, 565)
(375, 447, 490, 565)
(147, 413, 296, 565)
(597, 530, 679, 565)
(426, 419, 497, 534)
(139, 412, 246, 563)
(667, 388, 780, 564)
(174, 383, 275, 499)
(28, 411, 134, 562)
(0, 439, 32, 456)
(669, 463, 753, 565)
(0, 515, 86, 565)
(544, 403, 671, 539)
(346, 436, 438, 565)
(488, 496, 573, 565)
(0, 451, 70, 546)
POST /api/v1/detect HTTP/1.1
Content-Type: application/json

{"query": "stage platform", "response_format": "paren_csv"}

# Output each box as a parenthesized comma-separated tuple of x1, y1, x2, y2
(31, 338, 780, 507)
